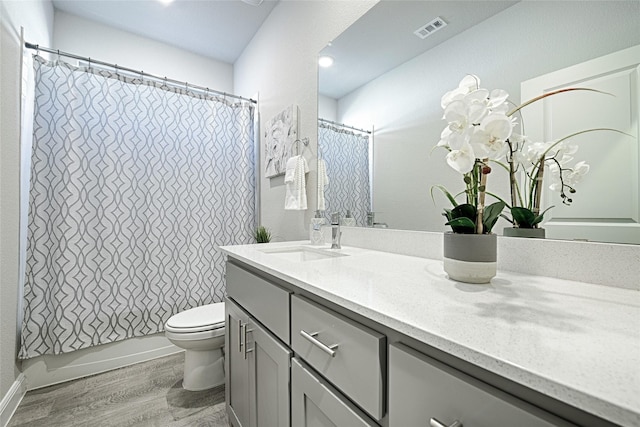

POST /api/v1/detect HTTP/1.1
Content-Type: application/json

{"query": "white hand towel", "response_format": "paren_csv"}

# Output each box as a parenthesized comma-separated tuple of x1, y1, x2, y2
(284, 156, 309, 210)
(284, 156, 298, 183)
(317, 159, 329, 211)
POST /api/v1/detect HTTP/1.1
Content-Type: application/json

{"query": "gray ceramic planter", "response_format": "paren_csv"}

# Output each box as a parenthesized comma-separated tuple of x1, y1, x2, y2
(503, 227, 546, 239)
(443, 232, 497, 284)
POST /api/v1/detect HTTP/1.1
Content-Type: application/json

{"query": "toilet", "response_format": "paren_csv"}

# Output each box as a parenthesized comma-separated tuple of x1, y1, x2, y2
(165, 302, 226, 391)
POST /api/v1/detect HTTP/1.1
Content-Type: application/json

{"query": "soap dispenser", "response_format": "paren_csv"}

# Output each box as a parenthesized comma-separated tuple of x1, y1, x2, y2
(343, 210, 356, 227)
(310, 210, 325, 245)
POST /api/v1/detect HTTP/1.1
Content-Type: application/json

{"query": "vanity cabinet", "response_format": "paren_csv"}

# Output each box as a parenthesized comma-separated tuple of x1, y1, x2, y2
(291, 357, 379, 427)
(388, 343, 575, 427)
(225, 295, 291, 427)
(224, 257, 617, 427)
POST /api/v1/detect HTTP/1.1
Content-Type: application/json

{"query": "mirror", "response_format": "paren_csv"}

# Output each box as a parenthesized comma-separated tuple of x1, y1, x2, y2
(318, 0, 640, 244)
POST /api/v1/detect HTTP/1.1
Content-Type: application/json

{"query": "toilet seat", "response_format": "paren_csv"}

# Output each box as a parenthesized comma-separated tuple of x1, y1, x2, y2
(165, 302, 225, 334)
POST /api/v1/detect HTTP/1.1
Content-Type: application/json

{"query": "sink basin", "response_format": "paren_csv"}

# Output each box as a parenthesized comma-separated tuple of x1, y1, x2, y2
(259, 246, 348, 262)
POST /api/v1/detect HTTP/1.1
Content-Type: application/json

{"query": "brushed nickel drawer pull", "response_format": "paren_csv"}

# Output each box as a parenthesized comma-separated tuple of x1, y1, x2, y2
(300, 330, 338, 357)
(244, 326, 254, 360)
(238, 319, 243, 353)
(430, 418, 462, 427)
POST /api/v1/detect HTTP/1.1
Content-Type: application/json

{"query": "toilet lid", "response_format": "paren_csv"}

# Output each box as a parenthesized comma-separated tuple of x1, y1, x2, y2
(165, 303, 225, 332)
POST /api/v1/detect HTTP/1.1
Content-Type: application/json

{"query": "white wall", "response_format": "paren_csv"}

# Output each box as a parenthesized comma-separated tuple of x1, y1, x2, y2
(234, 0, 377, 241)
(318, 94, 338, 122)
(337, 1, 640, 232)
(0, 0, 54, 405)
(53, 11, 233, 92)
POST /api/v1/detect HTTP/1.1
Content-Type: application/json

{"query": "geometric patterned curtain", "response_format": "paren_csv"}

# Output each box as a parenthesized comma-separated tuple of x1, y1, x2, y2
(20, 56, 256, 359)
(318, 121, 371, 226)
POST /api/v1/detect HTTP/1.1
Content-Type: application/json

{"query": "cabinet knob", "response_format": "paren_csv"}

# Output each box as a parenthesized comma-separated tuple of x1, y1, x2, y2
(430, 418, 462, 427)
(300, 330, 338, 357)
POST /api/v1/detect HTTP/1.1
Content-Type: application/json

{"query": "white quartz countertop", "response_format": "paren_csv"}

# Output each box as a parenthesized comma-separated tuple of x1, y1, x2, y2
(220, 241, 640, 426)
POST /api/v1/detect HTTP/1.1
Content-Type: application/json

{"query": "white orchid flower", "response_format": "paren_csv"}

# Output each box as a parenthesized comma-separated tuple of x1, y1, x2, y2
(488, 89, 509, 109)
(565, 161, 590, 186)
(547, 162, 563, 192)
(441, 75, 480, 108)
(446, 141, 476, 174)
(469, 113, 513, 159)
(437, 127, 453, 148)
(548, 160, 590, 192)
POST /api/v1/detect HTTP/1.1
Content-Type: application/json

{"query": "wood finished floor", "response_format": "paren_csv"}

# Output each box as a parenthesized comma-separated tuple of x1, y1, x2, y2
(9, 353, 230, 427)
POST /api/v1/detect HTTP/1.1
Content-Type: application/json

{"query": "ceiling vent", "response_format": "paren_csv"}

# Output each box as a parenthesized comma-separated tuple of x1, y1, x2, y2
(413, 17, 447, 39)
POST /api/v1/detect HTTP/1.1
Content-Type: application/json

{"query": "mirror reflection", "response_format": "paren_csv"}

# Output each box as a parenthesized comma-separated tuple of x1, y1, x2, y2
(318, 0, 640, 244)
(317, 119, 373, 227)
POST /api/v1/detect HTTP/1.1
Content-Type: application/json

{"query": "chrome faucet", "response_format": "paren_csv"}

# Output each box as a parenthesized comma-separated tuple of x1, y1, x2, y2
(330, 212, 342, 249)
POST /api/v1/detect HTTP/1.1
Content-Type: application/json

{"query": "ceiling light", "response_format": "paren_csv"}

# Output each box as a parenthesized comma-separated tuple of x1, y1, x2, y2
(241, 0, 264, 6)
(157, 0, 175, 5)
(318, 56, 334, 68)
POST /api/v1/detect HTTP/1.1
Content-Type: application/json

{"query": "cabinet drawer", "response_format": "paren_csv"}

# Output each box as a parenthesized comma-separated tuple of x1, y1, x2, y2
(226, 261, 291, 344)
(291, 295, 386, 420)
(389, 343, 575, 427)
(291, 357, 379, 427)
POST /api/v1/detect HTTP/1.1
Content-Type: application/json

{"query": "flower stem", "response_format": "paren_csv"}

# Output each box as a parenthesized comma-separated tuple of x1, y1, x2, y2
(476, 160, 489, 234)
(507, 141, 518, 208)
(532, 155, 545, 215)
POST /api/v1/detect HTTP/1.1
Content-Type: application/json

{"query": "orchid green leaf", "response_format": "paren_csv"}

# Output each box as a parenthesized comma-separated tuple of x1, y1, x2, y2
(430, 185, 458, 207)
(482, 201, 506, 233)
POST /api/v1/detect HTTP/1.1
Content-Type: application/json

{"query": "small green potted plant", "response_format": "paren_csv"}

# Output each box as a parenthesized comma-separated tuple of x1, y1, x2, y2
(254, 226, 272, 244)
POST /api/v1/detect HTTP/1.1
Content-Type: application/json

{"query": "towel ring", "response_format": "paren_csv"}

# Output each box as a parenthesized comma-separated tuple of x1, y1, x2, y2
(293, 138, 309, 155)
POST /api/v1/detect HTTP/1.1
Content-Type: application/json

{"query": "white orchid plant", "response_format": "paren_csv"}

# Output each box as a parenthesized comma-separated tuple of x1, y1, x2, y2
(433, 75, 508, 234)
(436, 74, 624, 232)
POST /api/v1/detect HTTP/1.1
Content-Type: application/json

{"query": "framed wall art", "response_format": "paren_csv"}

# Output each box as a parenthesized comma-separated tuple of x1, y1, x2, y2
(264, 105, 298, 178)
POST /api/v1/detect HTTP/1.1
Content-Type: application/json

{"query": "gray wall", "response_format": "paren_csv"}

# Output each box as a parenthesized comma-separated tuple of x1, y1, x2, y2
(336, 1, 640, 232)
(0, 0, 54, 402)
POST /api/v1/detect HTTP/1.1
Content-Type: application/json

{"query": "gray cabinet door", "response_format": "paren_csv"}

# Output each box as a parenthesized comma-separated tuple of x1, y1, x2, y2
(248, 318, 291, 427)
(388, 343, 575, 427)
(226, 298, 251, 427)
(291, 358, 378, 427)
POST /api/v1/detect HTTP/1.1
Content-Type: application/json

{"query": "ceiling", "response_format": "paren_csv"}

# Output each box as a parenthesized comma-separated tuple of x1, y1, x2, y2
(52, 0, 279, 64)
(319, 1, 518, 99)
(51, 0, 517, 97)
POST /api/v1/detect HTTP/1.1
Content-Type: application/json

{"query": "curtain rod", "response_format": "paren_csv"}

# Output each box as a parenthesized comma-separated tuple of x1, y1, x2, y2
(318, 118, 372, 134)
(24, 42, 256, 104)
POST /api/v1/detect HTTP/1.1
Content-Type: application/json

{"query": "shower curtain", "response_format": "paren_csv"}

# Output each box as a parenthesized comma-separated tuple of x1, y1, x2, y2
(318, 122, 371, 226)
(20, 56, 256, 359)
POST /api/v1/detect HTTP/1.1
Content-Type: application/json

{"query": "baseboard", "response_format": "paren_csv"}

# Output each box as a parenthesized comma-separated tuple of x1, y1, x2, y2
(22, 333, 182, 390)
(0, 373, 27, 427)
